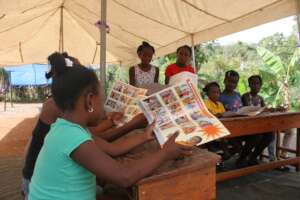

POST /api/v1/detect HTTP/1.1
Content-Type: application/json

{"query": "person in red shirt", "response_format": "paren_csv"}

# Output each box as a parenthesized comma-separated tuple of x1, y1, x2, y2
(165, 45, 195, 84)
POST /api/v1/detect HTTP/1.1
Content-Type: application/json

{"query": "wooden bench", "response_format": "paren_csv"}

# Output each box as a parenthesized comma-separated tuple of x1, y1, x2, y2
(218, 112, 300, 182)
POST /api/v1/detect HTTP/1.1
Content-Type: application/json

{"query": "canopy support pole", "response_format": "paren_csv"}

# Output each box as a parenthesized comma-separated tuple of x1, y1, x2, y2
(18, 42, 24, 63)
(59, 6, 64, 52)
(297, 0, 300, 40)
(190, 34, 196, 71)
(100, 0, 107, 105)
(92, 42, 99, 64)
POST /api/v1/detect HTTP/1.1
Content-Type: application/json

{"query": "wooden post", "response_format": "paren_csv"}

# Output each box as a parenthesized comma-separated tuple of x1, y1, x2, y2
(296, 128, 300, 171)
(9, 72, 13, 108)
(295, 0, 300, 172)
(10, 84, 13, 107)
(276, 131, 280, 159)
(4, 89, 6, 111)
(18, 42, 24, 63)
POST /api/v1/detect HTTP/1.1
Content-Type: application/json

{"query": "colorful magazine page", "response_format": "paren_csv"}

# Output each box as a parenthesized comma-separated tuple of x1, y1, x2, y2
(104, 81, 147, 124)
(139, 80, 230, 147)
(169, 71, 198, 87)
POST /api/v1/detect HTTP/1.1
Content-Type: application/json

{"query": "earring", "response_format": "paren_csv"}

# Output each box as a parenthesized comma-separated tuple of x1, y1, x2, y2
(88, 107, 94, 113)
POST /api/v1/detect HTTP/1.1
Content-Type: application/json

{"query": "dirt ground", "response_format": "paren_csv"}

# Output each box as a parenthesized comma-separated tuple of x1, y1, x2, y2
(0, 102, 41, 156)
(0, 102, 41, 200)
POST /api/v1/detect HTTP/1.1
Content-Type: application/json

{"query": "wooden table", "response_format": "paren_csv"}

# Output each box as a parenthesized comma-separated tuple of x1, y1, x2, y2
(218, 112, 300, 182)
(121, 143, 219, 200)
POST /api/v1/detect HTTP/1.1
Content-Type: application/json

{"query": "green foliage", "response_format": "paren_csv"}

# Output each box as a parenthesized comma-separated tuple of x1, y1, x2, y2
(257, 47, 285, 75)
(256, 46, 300, 107)
(153, 54, 176, 84)
(178, 31, 299, 110)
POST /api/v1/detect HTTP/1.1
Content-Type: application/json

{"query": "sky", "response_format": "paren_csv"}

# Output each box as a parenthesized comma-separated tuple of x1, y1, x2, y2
(217, 16, 297, 45)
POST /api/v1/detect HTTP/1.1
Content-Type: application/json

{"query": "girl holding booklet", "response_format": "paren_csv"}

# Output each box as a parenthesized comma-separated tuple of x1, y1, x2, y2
(28, 58, 192, 200)
(129, 41, 159, 88)
(22, 53, 157, 199)
(165, 45, 195, 85)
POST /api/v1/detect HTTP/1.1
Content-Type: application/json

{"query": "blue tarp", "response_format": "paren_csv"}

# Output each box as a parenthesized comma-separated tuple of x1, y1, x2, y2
(4, 64, 51, 86)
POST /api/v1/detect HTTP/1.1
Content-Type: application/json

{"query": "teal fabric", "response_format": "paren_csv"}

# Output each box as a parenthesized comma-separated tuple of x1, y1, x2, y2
(29, 118, 96, 200)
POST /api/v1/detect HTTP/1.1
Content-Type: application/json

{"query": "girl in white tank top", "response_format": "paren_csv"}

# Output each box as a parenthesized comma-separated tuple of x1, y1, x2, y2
(129, 42, 159, 87)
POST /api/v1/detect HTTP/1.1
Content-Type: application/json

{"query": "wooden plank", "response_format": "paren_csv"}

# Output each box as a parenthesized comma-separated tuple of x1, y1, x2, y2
(138, 167, 216, 200)
(221, 112, 300, 138)
(135, 149, 219, 185)
(218, 112, 300, 180)
(276, 132, 280, 159)
(128, 147, 219, 200)
(296, 128, 300, 171)
(217, 157, 300, 182)
(277, 146, 296, 153)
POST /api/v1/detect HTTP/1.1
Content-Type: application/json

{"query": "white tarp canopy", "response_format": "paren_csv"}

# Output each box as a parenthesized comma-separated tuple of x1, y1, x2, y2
(0, 0, 299, 66)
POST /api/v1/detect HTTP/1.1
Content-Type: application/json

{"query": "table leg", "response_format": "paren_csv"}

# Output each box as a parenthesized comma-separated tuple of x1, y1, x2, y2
(296, 128, 300, 171)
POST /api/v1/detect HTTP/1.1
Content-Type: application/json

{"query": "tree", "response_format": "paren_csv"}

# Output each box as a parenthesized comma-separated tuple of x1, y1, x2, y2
(257, 46, 300, 108)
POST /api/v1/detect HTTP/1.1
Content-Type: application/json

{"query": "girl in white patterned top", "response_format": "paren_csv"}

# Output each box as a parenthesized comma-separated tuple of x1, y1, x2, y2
(129, 41, 159, 88)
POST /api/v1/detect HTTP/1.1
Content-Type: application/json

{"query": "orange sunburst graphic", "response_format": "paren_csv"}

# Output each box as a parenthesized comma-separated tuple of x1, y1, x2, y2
(202, 124, 223, 139)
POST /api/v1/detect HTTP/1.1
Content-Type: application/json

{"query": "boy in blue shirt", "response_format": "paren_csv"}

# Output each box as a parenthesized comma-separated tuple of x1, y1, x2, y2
(219, 70, 242, 112)
(219, 70, 243, 158)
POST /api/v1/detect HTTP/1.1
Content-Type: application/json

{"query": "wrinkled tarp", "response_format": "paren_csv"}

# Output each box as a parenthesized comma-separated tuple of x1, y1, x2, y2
(4, 64, 51, 86)
(0, 0, 298, 66)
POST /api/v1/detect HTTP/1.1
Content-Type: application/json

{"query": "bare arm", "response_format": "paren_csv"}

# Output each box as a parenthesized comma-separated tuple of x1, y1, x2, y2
(40, 98, 62, 124)
(24, 137, 32, 157)
(89, 119, 114, 136)
(165, 76, 170, 85)
(154, 67, 159, 83)
(94, 122, 154, 157)
(93, 132, 150, 157)
(71, 133, 191, 187)
(261, 97, 265, 107)
(92, 113, 148, 142)
(129, 67, 136, 86)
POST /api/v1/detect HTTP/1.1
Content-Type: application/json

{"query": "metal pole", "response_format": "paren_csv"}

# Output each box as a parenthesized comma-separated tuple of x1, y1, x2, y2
(191, 34, 196, 71)
(297, 0, 300, 40)
(100, 0, 107, 101)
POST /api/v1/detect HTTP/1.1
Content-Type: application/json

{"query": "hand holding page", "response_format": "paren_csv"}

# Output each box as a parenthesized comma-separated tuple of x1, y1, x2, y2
(139, 80, 230, 146)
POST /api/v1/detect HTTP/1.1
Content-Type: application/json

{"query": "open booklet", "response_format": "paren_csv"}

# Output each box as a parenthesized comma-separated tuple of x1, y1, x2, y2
(139, 80, 230, 146)
(222, 106, 265, 117)
(104, 81, 147, 124)
(169, 71, 198, 87)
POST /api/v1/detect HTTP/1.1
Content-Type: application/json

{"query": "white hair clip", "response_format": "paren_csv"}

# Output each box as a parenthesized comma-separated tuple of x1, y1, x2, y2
(65, 58, 73, 67)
